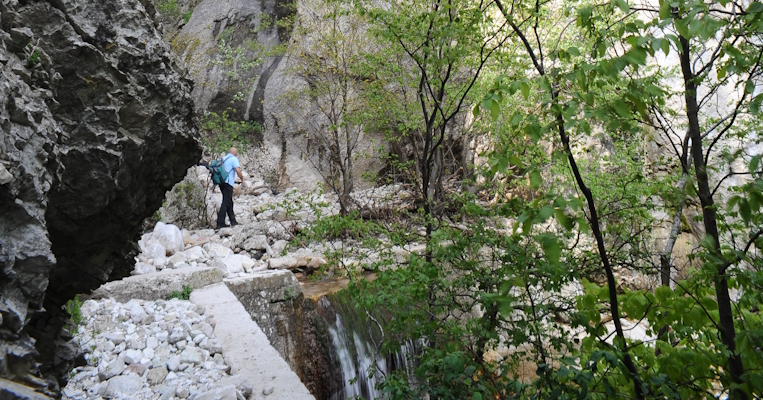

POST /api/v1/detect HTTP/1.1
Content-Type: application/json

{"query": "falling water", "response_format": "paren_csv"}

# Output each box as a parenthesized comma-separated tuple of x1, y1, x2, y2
(320, 295, 421, 400)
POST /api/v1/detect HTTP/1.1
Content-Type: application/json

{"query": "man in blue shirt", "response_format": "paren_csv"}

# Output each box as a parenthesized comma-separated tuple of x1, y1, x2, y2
(216, 147, 245, 229)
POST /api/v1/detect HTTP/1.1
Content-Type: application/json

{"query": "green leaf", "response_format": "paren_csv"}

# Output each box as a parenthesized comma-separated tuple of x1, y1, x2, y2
(567, 46, 581, 57)
(751, 155, 761, 173)
(529, 169, 542, 189)
(740, 199, 752, 222)
(615, 0, 630, 13)
(491, 100, 500, 121)
(520, 82, 530, 99)
(472, 103, 481, 117)
(751, 94, 763, 114)
(473, 392, 482, 400)
(537, 206, 554, 222)
(612, 99, 632, 117)
(556, 209, 574, 230)
(540, 234, 561, 264)
(748, 1, 763, 13)
(655, 286, 673, 302)
(745, 79, 755, 95)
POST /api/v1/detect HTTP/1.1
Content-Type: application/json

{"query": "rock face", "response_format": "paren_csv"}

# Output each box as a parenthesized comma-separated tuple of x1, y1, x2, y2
(0, 0, 201, 395)
(169, 0, 384, 193)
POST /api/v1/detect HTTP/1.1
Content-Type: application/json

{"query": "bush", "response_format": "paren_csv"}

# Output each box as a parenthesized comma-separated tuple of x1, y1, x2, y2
(200, 110, 261, 155)
(155, 0, 180, 18)
(63, 294, 83, 333)
(167, 285, 193, 300)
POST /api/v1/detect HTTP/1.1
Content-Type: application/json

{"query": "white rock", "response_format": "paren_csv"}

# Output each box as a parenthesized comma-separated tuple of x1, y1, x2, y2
(98, 358, 125, 380)
(268, 256, 298, 270)
(123, 349, 142, 365)
(143, 240, 166, 261)
(184, 246, 207, 261)
(179, 347, 204, 365)
(166, 355, 180, 372)
(203, 242, 234, 258)
(221, 254, 255, 275)
(193, 333, 206, 344)
(195, 385, 237, 400)
(105, 375, 142, 398)
(132, 262, 156, 275)
(153, 222, 185, 256)
(242, 235, 268, 251)
(168, 252, 187, 266)
(270, 240, 288, 255)
(142, 348, 155, 360)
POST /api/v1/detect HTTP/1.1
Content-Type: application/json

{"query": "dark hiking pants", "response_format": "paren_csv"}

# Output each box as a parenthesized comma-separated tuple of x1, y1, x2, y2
(217, 182, 236, 227)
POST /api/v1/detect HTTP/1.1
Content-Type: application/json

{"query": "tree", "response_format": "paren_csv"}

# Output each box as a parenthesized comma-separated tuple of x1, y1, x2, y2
(359, 0, 512, 236)
(285, 0, 372, 215)
(482, 0, 763, 397)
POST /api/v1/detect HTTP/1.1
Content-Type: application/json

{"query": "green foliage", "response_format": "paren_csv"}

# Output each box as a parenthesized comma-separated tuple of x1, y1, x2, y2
(300, 0, 763, 398)
(182, 10, 193, 23)
(63, 295, 83, 333)
(26, 49, 40, 66)
(167, 285, 193, 300)
(155, 0, 180, 18)
(200, 110, 261, 154)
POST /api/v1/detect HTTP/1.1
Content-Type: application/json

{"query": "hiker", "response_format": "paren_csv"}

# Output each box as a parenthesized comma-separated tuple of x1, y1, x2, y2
(216, 147, 245, 229)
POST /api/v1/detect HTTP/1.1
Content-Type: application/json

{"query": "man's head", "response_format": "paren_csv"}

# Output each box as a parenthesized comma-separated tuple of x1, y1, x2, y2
(229, 147, 238, 156)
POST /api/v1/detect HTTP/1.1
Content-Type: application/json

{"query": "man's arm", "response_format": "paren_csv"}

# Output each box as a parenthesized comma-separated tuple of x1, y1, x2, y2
(235, 167, 245, 185)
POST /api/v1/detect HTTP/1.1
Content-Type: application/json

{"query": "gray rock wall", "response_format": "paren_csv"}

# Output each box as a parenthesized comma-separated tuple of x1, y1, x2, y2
(0, 0, 201, 395)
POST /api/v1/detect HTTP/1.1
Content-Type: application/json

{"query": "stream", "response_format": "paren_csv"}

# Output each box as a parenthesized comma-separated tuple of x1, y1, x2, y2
(298, 277, 420, 400)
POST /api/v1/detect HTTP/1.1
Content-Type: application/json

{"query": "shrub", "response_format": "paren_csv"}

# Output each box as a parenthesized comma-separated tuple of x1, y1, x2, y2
(63, 294, 83, 333)
(200, 110, 261, 155)
(167, 285, 193, 300)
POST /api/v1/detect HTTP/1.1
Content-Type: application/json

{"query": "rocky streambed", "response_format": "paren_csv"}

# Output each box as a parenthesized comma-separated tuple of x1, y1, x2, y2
(51, 173, 420, 400)
(61, 297, 252, 400)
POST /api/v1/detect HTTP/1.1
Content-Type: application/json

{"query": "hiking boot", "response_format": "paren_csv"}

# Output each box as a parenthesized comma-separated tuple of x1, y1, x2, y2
(230, 222, 239, 227)
(215, 224, 230, 230)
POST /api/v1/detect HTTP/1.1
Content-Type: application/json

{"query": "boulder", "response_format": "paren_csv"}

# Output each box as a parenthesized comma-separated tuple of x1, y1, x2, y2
(203, 242, 234, 258)
(153, 222, 185, 256)
(220, 254, 255, 276)
(242, 235, 269, 251)
(104, 375, 142, 398)
(179, 347, 204, 365)
(167, 252, 187, 266)
(146, 366, 169, 385)
(268, 256, 299, 270)
(184, 246, 207, 261)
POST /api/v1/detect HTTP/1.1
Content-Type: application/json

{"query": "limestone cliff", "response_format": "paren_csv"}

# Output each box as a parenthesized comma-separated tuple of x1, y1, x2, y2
(0, 0, 200, 396)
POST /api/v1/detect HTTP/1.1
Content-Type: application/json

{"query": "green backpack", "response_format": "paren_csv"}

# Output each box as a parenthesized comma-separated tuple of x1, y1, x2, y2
(210, 155, 232, 185)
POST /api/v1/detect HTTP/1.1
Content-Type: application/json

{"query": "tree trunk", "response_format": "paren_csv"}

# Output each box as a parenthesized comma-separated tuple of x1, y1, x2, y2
(678, 36, 746, 399)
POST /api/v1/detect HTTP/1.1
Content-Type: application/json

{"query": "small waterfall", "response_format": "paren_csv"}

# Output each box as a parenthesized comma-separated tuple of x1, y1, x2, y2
(319, 294, 421, 400)
(327, 313, 387, 400)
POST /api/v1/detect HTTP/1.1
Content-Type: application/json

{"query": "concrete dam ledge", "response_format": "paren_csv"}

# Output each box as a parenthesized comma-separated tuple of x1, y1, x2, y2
(85, 267, 315, 400)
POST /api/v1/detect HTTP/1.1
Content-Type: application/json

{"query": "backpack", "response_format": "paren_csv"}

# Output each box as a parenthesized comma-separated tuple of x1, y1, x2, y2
(210, 155, 232, 185)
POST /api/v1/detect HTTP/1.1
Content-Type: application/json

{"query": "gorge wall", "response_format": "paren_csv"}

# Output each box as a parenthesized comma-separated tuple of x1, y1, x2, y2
(165, 0, 384, 193)
(0, 0, 201, 396)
